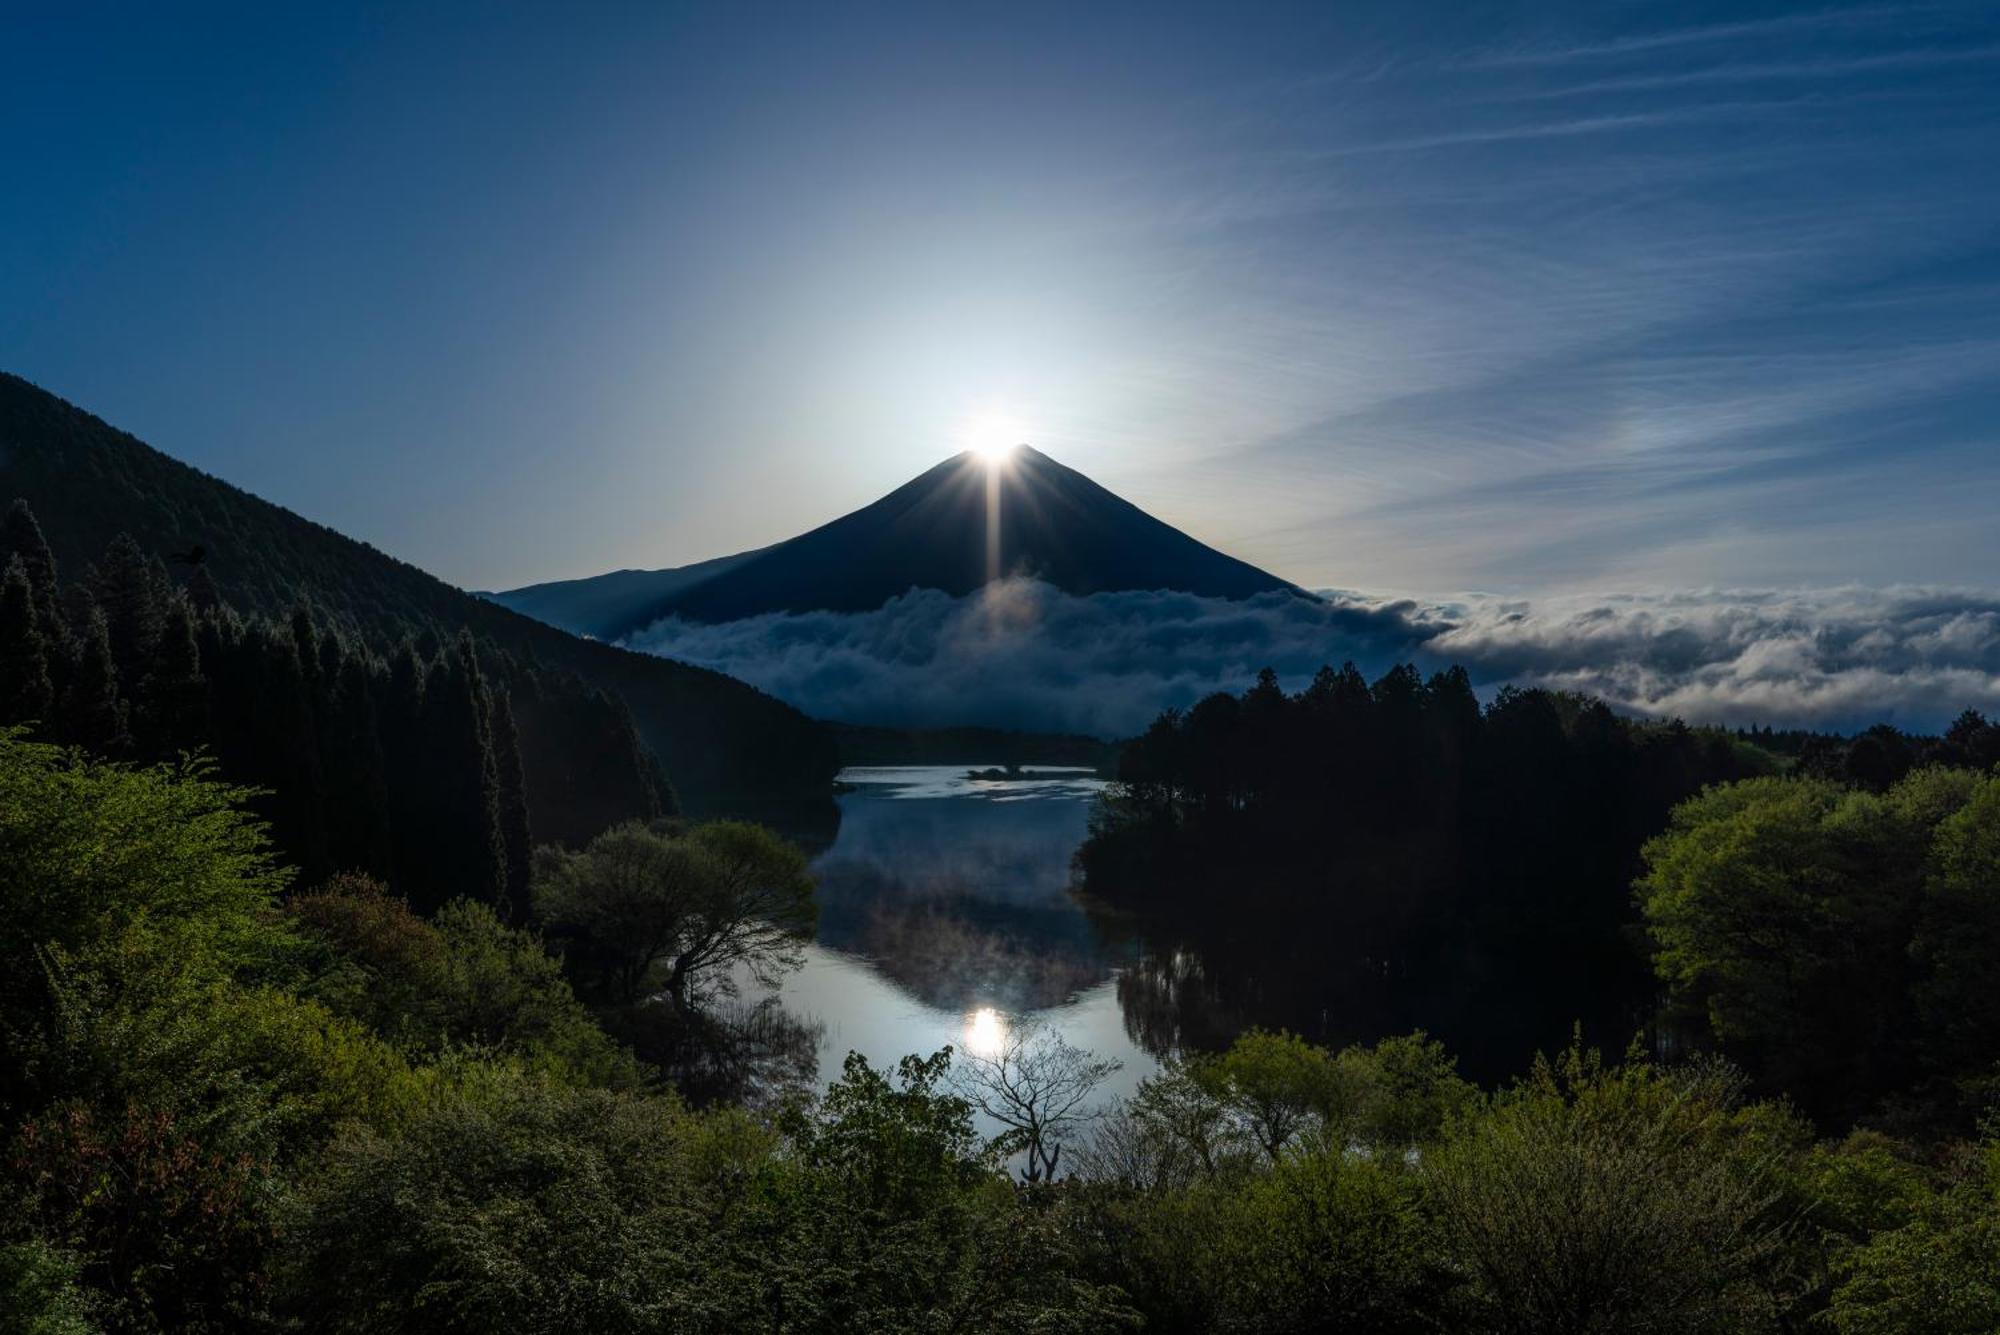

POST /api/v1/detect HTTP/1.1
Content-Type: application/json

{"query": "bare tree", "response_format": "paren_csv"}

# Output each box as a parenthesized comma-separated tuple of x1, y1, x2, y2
(952, 1019, 1120, 1183)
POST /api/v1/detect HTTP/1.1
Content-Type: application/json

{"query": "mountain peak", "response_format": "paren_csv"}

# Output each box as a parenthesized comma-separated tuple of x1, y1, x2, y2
(496, 446, 1300, 638)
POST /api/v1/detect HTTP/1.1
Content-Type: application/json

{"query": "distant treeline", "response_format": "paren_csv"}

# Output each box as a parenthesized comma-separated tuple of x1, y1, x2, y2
(1736, 716, 2000, 788)
(1, 500, 666, 914)
(0, 371, 838, 807)
(1079, 664, 1775, 1077)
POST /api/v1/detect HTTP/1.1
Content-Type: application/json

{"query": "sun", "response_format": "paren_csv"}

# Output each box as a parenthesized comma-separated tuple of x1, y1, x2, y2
(963, 412, 1025, 464)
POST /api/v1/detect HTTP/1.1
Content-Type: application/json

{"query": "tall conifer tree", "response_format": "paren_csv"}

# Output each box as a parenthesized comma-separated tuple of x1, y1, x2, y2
(63, 603, 128, 753)
(90, 533, 165, 698)
(326, 649, 394, 880)
(0, 499, 59, 628)
(453, 632, 507, 907)
(184, 563, 222, 613)
(290, 600, 320, 690)
(145, 594, 207, 755)
(408, 635, 505, 911)
(256, 618, 329, 880)
(490, 687, 534, 923)
(378, 638, 429, 894)
(0, 556, 54, 726)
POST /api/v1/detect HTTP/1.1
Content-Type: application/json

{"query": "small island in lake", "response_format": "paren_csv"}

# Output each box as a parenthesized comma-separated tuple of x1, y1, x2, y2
(965, 764, 1086, 782)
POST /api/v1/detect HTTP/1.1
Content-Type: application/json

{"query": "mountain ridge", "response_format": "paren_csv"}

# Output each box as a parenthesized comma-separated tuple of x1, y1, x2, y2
(495, 445, 1302, 639)
(476, 547, 769, 639)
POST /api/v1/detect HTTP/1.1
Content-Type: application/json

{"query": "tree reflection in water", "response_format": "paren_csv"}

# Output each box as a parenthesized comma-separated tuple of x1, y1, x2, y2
(810, 771, 1122, 1014)
(765, 766, 1608, 1098)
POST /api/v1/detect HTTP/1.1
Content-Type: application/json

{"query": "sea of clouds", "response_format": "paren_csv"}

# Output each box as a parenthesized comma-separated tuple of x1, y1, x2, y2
(621, 579, 2000, 737)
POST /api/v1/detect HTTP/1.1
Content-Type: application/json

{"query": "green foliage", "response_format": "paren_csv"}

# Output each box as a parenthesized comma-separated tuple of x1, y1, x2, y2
(1640, 766, 2000, 1125)
(1126, 1055, 1241, 1181)
(1640, 775, 1917, 1115)
(1426, 1042, 1805, 1335)
(1081, 1033, 1477, 1331)
(281, 1051, 1136, 1334)
(289, 874, 645, 1089)
(1341, 1030, 1477, 1148)
(276, 1064, 732, 1334)
(0, 733, 291, 1038)
(1075, 1149, 1444, 1335)
(1205, 1154, 1443, 1334)
(0, 1238, 99, 1335)
(1197, 1029, 1346, 1161)
(1795, 1131, 1934, 1245)
(786, 1050, 990, 1214)
(0, 735, 416, 1331)
(1912, 773, 2000, 1103)
(1118, 1030, 1476, 1190)
(1825, 1132, 2000, 1334)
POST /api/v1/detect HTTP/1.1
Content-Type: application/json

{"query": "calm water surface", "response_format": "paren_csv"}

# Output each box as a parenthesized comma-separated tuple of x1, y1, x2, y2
(746, 765, 1163, 1104)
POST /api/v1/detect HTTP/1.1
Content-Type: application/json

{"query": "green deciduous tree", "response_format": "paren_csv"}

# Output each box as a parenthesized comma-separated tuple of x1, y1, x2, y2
(1910, 772, 2000, 1108)
(1428, 1043, 1802, 1335)
(1199, 1029, 1345, 1162)
(288, 874, 642, 1089)
(1827, 1132, 2000, 1335)
(0, 732, 412, 1331)
(1638, 775, 1931, 1121)
(534, 819, 816, 1006)
(1640, 767, 2000, 1125)
(275, 1067, 729, 1335)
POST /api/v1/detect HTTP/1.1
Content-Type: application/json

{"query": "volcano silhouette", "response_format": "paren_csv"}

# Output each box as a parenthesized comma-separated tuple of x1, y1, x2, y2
(493, 446, 1299, 638)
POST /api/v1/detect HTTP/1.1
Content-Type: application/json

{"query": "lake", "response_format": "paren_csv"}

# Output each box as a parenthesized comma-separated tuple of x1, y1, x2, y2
(743, 762, 1603, 1106)
(743, 765, 1164, 1108)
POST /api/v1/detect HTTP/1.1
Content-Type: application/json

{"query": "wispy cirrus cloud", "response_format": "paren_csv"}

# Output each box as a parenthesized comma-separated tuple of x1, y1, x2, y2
(1058, 0, 2000, 598)
(1504, 44, 2000, 100)
(1464, 4, 1948, 67)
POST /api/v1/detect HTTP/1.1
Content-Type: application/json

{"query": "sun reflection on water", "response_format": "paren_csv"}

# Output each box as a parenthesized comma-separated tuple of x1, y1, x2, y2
(963, 1005, 1009, 1059)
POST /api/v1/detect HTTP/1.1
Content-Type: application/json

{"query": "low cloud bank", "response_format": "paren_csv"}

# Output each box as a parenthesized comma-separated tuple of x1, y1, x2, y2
(622, 579, 2000, 737)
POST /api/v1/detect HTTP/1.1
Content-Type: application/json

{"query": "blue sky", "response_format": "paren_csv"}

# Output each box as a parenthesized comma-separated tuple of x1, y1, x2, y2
(3, 1, 1996, 596)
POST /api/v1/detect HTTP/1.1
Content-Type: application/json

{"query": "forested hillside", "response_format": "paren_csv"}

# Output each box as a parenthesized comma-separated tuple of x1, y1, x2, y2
(1, 503, 669, 912)
(0, 372, 836, 807)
